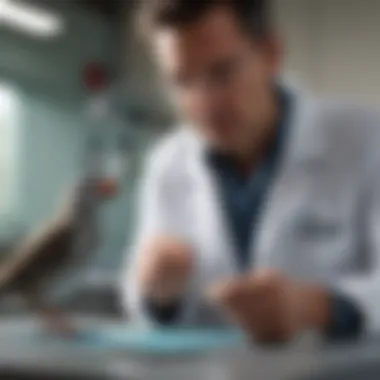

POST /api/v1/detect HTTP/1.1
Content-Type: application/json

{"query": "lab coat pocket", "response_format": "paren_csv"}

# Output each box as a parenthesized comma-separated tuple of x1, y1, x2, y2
(295, 212, 343, 241)
(293, 209, 354, 277)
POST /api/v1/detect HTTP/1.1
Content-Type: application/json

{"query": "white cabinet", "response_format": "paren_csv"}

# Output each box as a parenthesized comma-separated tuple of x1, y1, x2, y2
(275, 0, 380, 106)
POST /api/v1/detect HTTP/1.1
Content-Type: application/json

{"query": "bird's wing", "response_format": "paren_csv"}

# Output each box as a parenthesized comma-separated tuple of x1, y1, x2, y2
(0, 217, 74, 293)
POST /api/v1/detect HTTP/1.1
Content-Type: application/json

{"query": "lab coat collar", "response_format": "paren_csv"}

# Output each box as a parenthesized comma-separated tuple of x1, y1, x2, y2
(182, 85, 328, 171)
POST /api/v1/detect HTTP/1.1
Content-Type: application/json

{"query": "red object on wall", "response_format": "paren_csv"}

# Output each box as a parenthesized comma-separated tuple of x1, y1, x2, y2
(83, 62, 108, 93)
(96, 178, 119, 198)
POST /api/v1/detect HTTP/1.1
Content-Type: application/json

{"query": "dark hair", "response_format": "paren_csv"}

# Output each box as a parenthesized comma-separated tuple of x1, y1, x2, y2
(138, 0, 271, 39)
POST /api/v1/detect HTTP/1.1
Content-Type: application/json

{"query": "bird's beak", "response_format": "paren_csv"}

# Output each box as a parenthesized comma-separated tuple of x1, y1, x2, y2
(96, 178, 119, 199)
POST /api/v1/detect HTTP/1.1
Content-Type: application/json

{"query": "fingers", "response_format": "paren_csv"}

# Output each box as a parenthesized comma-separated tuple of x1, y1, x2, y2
(139, 237, 193, 282)
(207, 276, 248, 306)
(26, 293, 77, 338)
(207, 271, 300, 343)
(39, 308, 77, 338)
(137, 236, 194, 303)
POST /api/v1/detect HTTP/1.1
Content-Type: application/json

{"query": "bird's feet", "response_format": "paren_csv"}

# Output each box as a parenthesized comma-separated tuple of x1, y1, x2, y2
(40, 308, 77, 338)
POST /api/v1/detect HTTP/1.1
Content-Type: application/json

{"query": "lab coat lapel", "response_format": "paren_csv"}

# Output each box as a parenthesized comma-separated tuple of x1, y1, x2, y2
(186, 132, 240, 280)
(253, 89, 327, 272)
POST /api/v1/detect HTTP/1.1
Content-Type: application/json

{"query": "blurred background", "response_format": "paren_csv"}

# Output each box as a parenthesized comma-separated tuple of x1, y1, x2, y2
(0, 0, 380, 378)
(1, 0, 380, 314)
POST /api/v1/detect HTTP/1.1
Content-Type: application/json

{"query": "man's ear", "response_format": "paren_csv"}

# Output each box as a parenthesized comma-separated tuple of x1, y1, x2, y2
(261, 33, 284, 77)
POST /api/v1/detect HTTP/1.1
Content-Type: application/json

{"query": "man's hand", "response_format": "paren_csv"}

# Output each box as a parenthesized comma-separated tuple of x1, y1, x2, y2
(137, 237, 193, 305)
(208, 271, 331, 343)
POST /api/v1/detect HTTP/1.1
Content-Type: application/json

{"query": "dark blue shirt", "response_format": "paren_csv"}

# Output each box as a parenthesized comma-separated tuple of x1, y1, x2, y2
(206, 89, 290, 270)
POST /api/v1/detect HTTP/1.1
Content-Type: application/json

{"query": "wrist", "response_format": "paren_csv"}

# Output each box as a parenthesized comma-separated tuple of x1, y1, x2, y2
(300, 285, 332, 331)
(141, 276, 189, 306)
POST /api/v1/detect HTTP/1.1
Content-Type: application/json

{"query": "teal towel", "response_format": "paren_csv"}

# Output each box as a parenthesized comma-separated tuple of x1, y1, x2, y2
(25, 328, 243, 355)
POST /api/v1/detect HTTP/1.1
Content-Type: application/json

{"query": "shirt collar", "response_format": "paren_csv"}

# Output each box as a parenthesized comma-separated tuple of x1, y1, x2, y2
(205, 86, 293, 176)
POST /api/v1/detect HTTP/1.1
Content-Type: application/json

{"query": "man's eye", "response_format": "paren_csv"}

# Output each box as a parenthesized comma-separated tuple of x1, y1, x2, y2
(172, 74, 193, 89)
(209, 61, 236, 84)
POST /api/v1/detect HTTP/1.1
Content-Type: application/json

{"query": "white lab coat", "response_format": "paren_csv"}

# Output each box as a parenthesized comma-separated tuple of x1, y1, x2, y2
(122, 88, 380, 334)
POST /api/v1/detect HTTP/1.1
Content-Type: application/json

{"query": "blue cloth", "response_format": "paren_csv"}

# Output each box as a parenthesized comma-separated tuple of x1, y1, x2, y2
(25, 327, 242, 355)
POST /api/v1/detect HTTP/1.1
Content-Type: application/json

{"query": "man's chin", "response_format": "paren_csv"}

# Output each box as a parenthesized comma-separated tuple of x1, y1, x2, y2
(208, 138, 241, 155)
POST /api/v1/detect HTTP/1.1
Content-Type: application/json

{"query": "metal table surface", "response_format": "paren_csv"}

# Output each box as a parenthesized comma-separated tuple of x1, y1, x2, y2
(0, 317, 378, 380)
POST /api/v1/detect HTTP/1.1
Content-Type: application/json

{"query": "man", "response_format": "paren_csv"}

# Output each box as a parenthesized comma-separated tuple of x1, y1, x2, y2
(122, 0, 380, 343)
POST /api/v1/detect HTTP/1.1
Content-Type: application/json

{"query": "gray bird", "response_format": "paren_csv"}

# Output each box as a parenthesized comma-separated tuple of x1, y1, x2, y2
(0, 178, 117, 335)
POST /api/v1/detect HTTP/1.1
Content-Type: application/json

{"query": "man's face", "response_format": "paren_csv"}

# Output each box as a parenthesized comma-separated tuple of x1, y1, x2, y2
(153, 7, 282, 153)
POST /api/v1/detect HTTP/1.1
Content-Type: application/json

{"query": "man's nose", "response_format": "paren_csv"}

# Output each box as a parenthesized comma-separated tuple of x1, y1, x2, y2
(191, 84, 227, 116)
